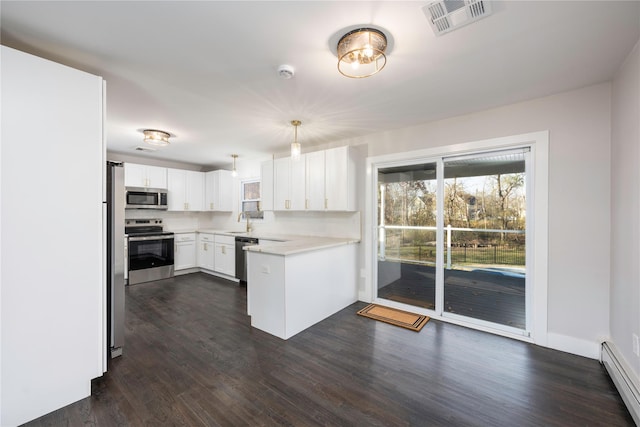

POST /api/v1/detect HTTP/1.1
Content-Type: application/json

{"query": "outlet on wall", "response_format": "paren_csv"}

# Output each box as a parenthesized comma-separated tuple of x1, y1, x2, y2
(633, 334, 639, 357)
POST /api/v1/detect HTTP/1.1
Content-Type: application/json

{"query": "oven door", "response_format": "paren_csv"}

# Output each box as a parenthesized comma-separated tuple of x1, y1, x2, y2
(127, 234, 175, 285)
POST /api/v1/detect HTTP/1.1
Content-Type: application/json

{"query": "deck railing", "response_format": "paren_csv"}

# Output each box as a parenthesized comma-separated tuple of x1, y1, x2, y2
(379, 224, 525, 268)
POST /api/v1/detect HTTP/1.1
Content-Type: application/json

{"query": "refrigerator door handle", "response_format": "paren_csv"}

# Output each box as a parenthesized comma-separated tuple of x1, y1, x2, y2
(123, 237, 128, 281)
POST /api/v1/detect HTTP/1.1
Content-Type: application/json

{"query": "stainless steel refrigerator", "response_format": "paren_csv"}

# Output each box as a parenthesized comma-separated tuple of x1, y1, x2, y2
(106, 161, 125, 359)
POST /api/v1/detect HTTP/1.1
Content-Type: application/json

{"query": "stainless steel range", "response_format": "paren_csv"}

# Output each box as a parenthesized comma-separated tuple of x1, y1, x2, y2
(125, 218, 175, 285)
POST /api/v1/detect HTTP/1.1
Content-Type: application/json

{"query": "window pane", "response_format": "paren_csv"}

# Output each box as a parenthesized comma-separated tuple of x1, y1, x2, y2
(243, 182, 260, 200)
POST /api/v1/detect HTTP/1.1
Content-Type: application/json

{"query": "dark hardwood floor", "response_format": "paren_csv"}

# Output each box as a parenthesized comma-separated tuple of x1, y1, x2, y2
(25, 273, 633, 426)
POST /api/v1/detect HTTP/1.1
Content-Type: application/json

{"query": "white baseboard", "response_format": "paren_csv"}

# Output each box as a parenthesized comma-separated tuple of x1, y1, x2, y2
(601, 341, 640, 425)
(547, 332, 601, 359)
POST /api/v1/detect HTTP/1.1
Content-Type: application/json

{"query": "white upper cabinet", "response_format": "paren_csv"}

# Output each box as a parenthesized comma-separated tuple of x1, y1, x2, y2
(204, 170, 233, 212)
(324, 146, 356, 211)
(270, 146, 356, 212)
(305, 150, 325, 211)
(274, 156, 305, 210)
(260, 160, 274, 211)
(124, 163, 167, 189)
(167, 169, 204, 211)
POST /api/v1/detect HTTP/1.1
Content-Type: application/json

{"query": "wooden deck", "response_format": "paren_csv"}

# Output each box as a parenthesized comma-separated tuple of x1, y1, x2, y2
(378, 260, 526, 329)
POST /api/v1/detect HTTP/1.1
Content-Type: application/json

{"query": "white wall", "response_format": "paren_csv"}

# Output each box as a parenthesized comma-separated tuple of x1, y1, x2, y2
(610, 39, 640, 380)
(334, 82, 613, 356)
(1, 47, 104, 426)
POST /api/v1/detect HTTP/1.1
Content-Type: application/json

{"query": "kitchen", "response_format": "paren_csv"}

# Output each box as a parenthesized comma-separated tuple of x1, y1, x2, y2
(2, 1, 640, 426)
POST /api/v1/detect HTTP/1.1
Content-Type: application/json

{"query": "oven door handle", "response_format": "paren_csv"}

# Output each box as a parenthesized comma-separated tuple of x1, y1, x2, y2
(128, 235, 175, 242)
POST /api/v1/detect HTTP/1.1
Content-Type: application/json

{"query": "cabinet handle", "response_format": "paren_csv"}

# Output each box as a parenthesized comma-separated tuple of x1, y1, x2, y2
(305, 199, 308, 210)
(210, 202, 214, 210)
(222, 246, 226, 255)
(325, 198, 328, 209)
(204, 243, 208, 251)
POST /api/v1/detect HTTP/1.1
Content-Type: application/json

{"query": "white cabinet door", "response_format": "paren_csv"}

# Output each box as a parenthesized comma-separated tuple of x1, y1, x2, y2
(174, 233, 196, 270)
(214, 243, 235, 276)
(274, 156, 305, 210)
(273, 157, 290, 210)
(305, 150, 325, 210)
(186, 171, 204, 211)
(146, 165, 168, 188)
(167, 169, 204, 211)
(325, 146, 356, 211)
(167, 168, 187, 211)
(124, 163, 167, 188)
(197, 233, 215, 270)
(261, 160, 274, 211)
(205, 170, 233, 211)
(290, 157, 306, 210)
(214, 234, 235, 276)
(124, 163, 146, 187)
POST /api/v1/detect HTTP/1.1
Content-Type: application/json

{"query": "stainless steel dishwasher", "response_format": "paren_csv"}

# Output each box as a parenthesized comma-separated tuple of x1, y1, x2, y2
(235, 236, 259, 284)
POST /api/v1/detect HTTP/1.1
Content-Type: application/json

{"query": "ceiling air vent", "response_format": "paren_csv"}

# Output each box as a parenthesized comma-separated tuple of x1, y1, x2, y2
(134, 146, 156, 152)
(423, 0, 492, 36)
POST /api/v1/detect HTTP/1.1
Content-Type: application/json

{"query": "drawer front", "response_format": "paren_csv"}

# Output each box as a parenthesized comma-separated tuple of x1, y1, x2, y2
(199, 233, 214, 242)
(214, 234, 236, 245)
(175, 233, 196, 242)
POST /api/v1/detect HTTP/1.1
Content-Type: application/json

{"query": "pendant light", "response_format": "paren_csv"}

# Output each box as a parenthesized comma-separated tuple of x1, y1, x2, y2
(290, 120, 301, 160)
(231, 154, 238, 177)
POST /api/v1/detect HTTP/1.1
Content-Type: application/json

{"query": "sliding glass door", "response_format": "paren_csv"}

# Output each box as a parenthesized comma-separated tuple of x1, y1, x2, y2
(376, 148, 530, 334)
(377, 162, 438, 310)
(442, 150, 527, 330)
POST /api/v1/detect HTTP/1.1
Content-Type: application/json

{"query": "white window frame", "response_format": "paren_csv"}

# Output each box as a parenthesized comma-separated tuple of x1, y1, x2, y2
(363, 131, 549, 346)
(239, 178, 263, 220)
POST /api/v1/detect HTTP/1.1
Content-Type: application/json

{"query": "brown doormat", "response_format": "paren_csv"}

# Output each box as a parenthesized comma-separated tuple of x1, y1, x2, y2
(357, 304, 430, 332)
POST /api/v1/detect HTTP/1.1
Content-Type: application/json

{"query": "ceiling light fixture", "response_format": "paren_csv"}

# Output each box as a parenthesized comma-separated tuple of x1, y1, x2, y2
(290, 120, 302, 160)
(231, 154, 238, 177)
(143, 129, 171, 146)
(337, 28, 387, 78)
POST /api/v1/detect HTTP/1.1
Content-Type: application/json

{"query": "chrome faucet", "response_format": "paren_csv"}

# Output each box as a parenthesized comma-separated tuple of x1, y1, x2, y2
(237, 212, 252, 233)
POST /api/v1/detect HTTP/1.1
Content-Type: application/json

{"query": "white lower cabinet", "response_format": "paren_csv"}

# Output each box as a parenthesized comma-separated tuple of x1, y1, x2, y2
(197, 233, 215, 270)
(214, 234, 235, 277)
(174, 233, 197, 270)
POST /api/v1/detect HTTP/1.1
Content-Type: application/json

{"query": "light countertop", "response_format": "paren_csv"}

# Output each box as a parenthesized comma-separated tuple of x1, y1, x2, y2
(166, 228, 359, 256)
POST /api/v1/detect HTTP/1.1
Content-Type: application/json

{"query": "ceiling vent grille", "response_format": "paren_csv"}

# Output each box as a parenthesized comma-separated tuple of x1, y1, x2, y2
(423, 0, 492, 36)
(134, 145, 157, 152)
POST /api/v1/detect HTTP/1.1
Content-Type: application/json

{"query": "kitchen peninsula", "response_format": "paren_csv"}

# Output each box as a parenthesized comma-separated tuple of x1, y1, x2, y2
(245, 235, 359, 340)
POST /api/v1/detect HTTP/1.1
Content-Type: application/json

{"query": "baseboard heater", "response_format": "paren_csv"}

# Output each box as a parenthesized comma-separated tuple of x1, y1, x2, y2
(601, 341, 640, 425)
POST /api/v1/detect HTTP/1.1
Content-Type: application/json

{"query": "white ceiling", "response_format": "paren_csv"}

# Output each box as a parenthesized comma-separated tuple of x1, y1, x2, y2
(2, 1, 639, 169)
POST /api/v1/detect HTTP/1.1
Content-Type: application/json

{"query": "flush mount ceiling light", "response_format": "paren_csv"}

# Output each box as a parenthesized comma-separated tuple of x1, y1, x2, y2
(290, 120, 302, 160)
(337, 28, 387, 78)
(143, 129, 170, 146)
(231, 154, 238, 177)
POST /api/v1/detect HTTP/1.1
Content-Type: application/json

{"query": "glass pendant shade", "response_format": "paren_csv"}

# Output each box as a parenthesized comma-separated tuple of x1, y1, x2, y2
(290, 120, 302, 160)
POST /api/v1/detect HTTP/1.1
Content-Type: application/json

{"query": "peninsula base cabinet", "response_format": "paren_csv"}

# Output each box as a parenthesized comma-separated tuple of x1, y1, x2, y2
(246, 244, 358, 339)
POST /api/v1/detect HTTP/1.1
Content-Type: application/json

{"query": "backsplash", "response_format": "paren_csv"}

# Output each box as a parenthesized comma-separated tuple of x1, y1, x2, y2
(124, 209, 361, 239)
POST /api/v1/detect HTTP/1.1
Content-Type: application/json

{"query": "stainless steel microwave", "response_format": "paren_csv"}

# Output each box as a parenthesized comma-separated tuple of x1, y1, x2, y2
(125, 187, 168, 210)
